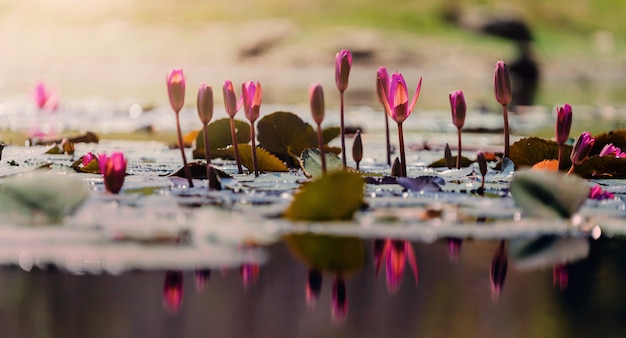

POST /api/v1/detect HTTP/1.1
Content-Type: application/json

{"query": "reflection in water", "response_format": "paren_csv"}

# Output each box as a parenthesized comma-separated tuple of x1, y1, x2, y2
(447, 238, 463, 263)
(163, 271, 183, 313)
(553, 263, 568, 290)
(331, 276, 347, 323)
(490, 240, 508, 300)
(374, 239, 418, 293)
(194, 269, 211, 292)
(241, 245, 261, 289)
(306, 268, 323, 307)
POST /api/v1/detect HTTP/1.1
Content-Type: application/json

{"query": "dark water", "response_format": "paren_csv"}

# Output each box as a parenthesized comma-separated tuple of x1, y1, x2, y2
(0, 237, 625, 338)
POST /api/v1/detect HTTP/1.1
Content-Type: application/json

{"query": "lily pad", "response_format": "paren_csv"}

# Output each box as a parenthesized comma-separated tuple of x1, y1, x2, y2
(428, 156, 474, 168)
(510, 170, 589, 219)
(257, 111, 318, 167)
(592, 129, 626, 155)
(509, 137, 572, 169)
(193, 119, 251, 159)
(573, 155, 626, 178)
(284, 234, 365, 274)
(224, 144, 289, 173)
(284, 171, 364, 221)
(300, 148, 343, 178)
(322, 127, 341, 144)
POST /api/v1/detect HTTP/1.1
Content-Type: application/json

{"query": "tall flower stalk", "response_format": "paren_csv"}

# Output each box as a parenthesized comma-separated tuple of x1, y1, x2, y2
(494, 61, 512, 158)
(555, 104, 573, 170)
(197, 83, 214, 181)
(223, 80, 244, 174)
(242, 81, 262, 177)
(449, 90, 466, 169)
(377, 67, 392, 166)
(379, 72, 422, 177)
(335, 49, 352, 168)
(166, 69, 193, 187)
(310, 83, 327, 174)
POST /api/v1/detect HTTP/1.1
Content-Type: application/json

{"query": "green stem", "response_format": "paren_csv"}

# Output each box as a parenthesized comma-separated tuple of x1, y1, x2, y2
(317, 123, 326, 174)
(175, 112, 193, 187)
(456, 127, 462, 169)
(502, 104, 510, 158)
(250, 124, 259, 177)
(230, 117, 243, 174)
(203, 123, 211, 181)
(398, 122, 407, 177)
(340, 91, 346, 168)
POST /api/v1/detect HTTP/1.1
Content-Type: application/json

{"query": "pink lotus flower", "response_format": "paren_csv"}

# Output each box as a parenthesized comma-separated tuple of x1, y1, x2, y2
(450, 90, 466, 169)
(556, 104, 573, 146)
(380, 72, 422, 124)
(32, 82, 59, 112)
(331, 276, 347, 322)
(599, 143, 626, 158)
(374, 239, 418, 293)
(589, 185, 615, 200)
(568, 132, 595, 175)
(223, 80, 244, 174)
(98, 152, 127, 194)
(166, 69, 186, 114)
(242, 81, 262, 123)
(163, 271, 183, 313)
(82, 152, 96, 167)
(335, 49, 352, 93)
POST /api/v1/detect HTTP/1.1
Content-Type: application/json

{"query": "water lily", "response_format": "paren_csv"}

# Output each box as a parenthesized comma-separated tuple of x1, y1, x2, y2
(33, 82, 59, 112)
(82, 152, 96, 167)
(166, 69, 193, 187)
(599, 143, 626, 158)
(331, 275, 347, 322)
(98, 151, 127, 194)
(306, 268, 322, 307)
(568, 131, 595, 175)
(374, 239, 418, 293)
(376, 67, 392, 165)
(589, 185, 615, 200)
(556, 104, 573, 169)
(223, 80, 244, 174)
(242, 81, 262, 177)
(197, 84, 213, 174)
(494, 61, 512, 158)
(336, 49, 352, 168)
(310, 83, 327, 174)
(163, 271, 183, 313)
(490, 240, 508, 301)
(450, 90, 466, 168)
(379, 72, 422, 177)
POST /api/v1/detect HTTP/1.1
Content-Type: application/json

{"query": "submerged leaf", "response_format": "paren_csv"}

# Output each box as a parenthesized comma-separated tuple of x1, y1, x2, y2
(510, 170, 588, 219)
(257, 111, 318, 166)
(300, 148, 343, 178)
(284, 234, 365, 274)
(284, 171, 364, 221)
(193, 118, 250, 159)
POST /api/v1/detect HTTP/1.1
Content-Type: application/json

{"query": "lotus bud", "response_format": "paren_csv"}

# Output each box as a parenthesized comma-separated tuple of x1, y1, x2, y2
(331, 276, 348, 322)
(570, 132, 595, 166)
(242, 81, 262, 123)
(163, 271, 183, 313)
(33, 82, 59, 112)
(98, 151, 127, 194)
(223, 80, 240, 118)
(477, 151, 488, 177)
(490, 240, 508, 301)
(310, 83, 325, 125)
(494, 61, 512, 106)
(449, 90, 466, 129)
(207, 165, 222, 190)
(335, 49, 352, 93)
(196, 83, 213, 125)
(555, 104, 573, 145)
(444, 143, 454, 169)
(352, 129, 362, 171)
(166, 69, 186, 114)
(391, 157, 402, 177)
(306, 269, 322, 307)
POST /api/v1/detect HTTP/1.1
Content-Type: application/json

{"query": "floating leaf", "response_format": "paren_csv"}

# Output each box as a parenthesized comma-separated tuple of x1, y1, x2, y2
(428, 156, 474, 168)
(300, 148, 343, 178)
(170, 162, 232, 179)
(72, 158, 100, 174)
(510, 170, 589, 219)
(193, 119, 250, 159)
(284, 171, 364, 221)
(284, 234, 365, 274)
(257, 111, 318, 167)
(509, 137, 572, 168)
(573, 155, 626, 178)
(397, 176, 444, 192)
(322, 127, 341, 144)
(223, 144, 288, 173)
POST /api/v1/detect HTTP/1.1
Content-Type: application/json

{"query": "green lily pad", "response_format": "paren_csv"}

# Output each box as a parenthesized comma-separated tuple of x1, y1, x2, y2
(573, 155, 626, 178)
(193, 118, 250, 159)
(509, 137, 573, 169)
(428, 155, 474, 168)
(257, 111, 318, 167)
(284, 234, 365, 274)
(222, 144, 288, 173)
(510, 170, 589, 219)
(300, 148, 344, 178)
(322, 127, 341, 144)
(284, 171, 364, 221)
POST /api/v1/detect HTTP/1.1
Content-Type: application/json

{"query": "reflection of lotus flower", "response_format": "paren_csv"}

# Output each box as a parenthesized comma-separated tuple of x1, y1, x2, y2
(331, 276, 347, 322)
(374, 239, 418, 293)
(33, 82, 59, 112)
(306, 268, 322, 307)
(553, 263, 568, 290)
(195, 269, 211, 292)
(223, 80, 243, 174)
(449, 90, 466, 169)
(241, 263, 260, 289)
(447, 238, 463, 262)
(568, 131, 595, 175)
(98, 152, 127, 194)
(163, 271, 183, 313)
(242, 81, 262, 177)
(490, 241, 508, 301)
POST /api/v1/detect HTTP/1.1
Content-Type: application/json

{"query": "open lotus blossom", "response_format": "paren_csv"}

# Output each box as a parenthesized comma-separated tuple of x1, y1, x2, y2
(568, 131, 596, 175)
(376, 67, 392, 165)
(599, 143, 626, 158)
(494, 61, 512, 158)
(242, 81, 262, 177)
(335, 49, 352, 168)
(374, 239, 418, 293)
(331, 276, 348, 322)
(449, 90, 466, 169)
(32, 82, 59, 112)
(82, 152, 96, 167)
(166, 69, 193, 187)
(556, 104, 573, 169)
(490, 240, 508, 301)
(306, 269, 323, 307)
(163, 271, 183, 313)
(98, 151, 127, 194)
(223, 80, 244, 174)
(379, 72, 422, 177)
(589, 185, 615, 200)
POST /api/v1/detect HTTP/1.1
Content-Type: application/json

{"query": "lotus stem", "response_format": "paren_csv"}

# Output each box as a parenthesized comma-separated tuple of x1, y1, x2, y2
(316, 123, 327, 174)
(229, 117, 243, 174)
(397, 122, 407, 177)
(203, 123, 211, 179)
(456, 128, 462, 169)
(250, 124, 259, 177)
(557, 145, 564, 171)
(175, 112, 193, 187)
(340, 92, 347, 168)
(384, 112, 391, 166)
(567, 164, 575, 176)
(502, 103, 510, 158)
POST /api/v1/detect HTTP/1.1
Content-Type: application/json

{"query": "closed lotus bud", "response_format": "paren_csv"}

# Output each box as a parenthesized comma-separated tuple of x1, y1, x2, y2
(444, 143, 454, 169)
(570, 131, 595, 166)
(556, 104, 572, 145)
(306, 268, 322, 307)
(166, 69, 186, 114)
(331, 276, 348, 322)
(196, 83, 214, 125)
(98, 152, 127, 194)
(352, 129, 363, 170)
(391, 157, 402, 177)
(490, 241, 508, 300)
(163, 271, 184, 313)
(494, 61, 512, 105)
(309, 83, 325, 125)
(449, 90, 466, 129)
(207, 165, 222, 190)
(477, 151, 488, 177)
(335, 49, 352, 93)
(242, 81, 262, 123)
(223, 79, 240, 118)
(376, 67, 390, 106)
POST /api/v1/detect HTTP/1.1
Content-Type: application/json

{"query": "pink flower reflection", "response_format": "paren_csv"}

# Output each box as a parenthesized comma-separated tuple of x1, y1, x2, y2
(163, 271, 183, 314)
(447, 238, 463, 263)
(331, 276, 347, 322)
(490, 241, 508, 301)
(194, 269, 211, 292)
(374, 239, 418, 293)
(553, 263, 568, 290)
(240, 244, 261, 289)
(306, 268, 322, 308)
